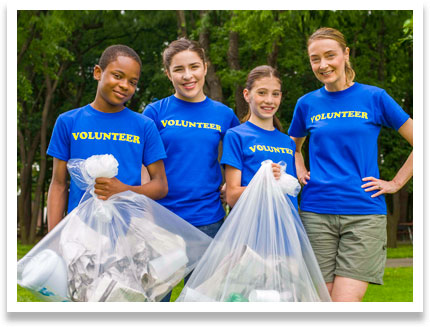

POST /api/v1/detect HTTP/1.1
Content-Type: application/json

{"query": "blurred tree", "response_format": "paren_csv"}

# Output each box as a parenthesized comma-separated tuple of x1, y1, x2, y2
(17, 10, 413, 247)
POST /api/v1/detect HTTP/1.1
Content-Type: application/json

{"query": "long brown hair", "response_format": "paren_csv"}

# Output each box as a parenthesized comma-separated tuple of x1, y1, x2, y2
(162, 38, 206, 72)
(242, 65, 283, 132)
(307, 27, 355, 85)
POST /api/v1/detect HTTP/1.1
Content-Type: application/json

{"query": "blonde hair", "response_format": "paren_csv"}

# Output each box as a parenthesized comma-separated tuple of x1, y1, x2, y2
(308, 27, 355, 85)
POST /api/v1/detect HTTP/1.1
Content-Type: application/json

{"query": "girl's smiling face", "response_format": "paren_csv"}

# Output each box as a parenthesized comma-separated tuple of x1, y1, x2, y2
(244, 76, 282, 128)
(308, 38, 350, 92)
(166, 50, 207, 103)
(93, 55, 140, 112)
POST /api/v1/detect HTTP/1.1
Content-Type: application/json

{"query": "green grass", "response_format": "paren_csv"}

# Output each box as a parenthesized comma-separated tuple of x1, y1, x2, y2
(16, 241, 413, 302)
(362, 267, 413, 302)
(386, 243, 413, 259)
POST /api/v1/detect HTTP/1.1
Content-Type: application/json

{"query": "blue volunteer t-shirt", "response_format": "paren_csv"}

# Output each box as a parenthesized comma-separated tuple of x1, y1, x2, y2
(288, 82, 410, 215)
(221, 121, 299, 211)
(47, 104, 167, 212)
(143, 95, 240, 226)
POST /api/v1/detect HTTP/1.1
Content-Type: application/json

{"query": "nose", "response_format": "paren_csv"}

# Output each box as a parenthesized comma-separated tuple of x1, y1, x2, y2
(118, 78, 129, 90)
(264, 95, 274, 104)
(182, 68, 192, 80)
(319, 58, 328, 70)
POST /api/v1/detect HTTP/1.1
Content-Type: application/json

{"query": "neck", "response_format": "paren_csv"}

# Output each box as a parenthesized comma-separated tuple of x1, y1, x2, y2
(90, 98, 125, 113)
(325, 79, 354, 92)
(174, 91, 206, 103)
(248, 115, 275, 131)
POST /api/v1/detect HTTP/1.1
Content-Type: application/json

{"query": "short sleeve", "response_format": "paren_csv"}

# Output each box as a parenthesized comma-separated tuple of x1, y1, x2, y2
(142, 103, 162, 130)
(142, 119, 167, 166)
(46, 115, 71, 161)
(220, 130, 243, 171)
(288, 99, 308, 138)
(376, 90, 410, 130)
(220, 109, 240, 139)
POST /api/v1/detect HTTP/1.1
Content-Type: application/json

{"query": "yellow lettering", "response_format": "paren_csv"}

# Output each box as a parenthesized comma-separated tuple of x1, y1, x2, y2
(362, 112, 368, 119)
(311, 116, 315, 123)
(327, 113, 333, 119)
(315, 114, 321, 121)
(216, 125, 221, 132)
(72, 133, 79, 140)
(197, 122, 203, 128)
(274, 147, 280, 153)
(210, 123, 215, 129)
(95, 132, 102, 140)
(354, 111, 361, 117)
(112, 133, 119, 140)
(88, 132, 95, 140)
(249, 146, 256, 153)
(103, 133, 111, 140)
(334, 112, 341, 118)
(119, 133, 126, 141)
(321, 113, 326, 120)
(257, 145, 264, 151)
(133, 136, 140, 144)
(189, 122, 196, 128)
(348, 111, 354, 117)
(168, 120, 175, 126)
(80, 132, 88, 139)
(126, 134, 133, 142)
(161, 120, 168, 127)
(341, 112, 348, 118)
(181, 120, 188, 127)
(175, 120, 181, 126)
(203, 123, 209, 128)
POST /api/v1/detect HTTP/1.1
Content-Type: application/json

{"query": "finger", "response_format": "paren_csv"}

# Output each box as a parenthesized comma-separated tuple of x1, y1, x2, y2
(363, 185, 380, 192)
(361, 182, 377, 188)
(362, 176, 377, 182)
(371, 190, 384, 198)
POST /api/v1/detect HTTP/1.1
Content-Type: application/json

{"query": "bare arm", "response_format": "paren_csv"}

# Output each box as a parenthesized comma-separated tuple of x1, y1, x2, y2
(225, 165, 246, 207)
(290, 136, 310, 185)
(94, 159, 168, 200)
(47, 158, 68, 232)
(225, 163, 282, 207)
(362, 118, 413, 197)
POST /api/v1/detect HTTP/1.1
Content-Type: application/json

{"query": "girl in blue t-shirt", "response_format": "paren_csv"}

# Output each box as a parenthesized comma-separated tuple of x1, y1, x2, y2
(221, 65, 298, 211)
(288, 27, 413, 302)
(47, 45, 168, 232)
(142, 38, 239, 301)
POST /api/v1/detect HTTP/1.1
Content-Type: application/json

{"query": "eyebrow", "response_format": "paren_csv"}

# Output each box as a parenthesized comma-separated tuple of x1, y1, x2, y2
(172, 62, 201, 69)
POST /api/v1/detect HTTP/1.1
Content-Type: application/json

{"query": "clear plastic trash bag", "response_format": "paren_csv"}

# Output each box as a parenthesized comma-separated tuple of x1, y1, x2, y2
(17, 154, 212, 302)
(176, 160, 331, 302)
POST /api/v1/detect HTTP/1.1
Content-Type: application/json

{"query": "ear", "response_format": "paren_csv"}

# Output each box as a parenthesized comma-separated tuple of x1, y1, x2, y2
(165, 68, 172, 82)
(243, 88, 250, 103)
(203, 62, 208, 76)
(344, 47, 350, 61)
(93, 65, 102, 81)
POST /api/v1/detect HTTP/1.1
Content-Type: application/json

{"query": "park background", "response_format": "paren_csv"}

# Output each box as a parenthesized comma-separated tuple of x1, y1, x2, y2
(16, 9, 414, 302)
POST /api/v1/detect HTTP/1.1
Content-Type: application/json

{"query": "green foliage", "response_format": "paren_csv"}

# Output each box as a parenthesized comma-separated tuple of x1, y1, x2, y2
(17, 10, 413, 240)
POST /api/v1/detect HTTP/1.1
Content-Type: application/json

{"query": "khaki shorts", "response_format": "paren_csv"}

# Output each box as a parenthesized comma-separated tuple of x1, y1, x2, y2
(300, 211, 387, 285)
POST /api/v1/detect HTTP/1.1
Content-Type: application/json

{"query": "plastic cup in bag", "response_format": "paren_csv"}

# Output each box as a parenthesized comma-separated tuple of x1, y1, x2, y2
(248, 290, 281, 302)
(148, 249, 189, 282)
(20, 249, 69, 301)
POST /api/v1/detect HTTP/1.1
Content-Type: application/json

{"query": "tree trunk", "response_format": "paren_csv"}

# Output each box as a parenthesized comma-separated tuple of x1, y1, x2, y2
(199, 11, 223, 102)
(176, 10, 187, 38)
(386, 191, 401, 248)
(227, 30, 247, 120)
(18, 127, 41, 244)
(29, 62, 65, 244)
(267, 41, 279, 68)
